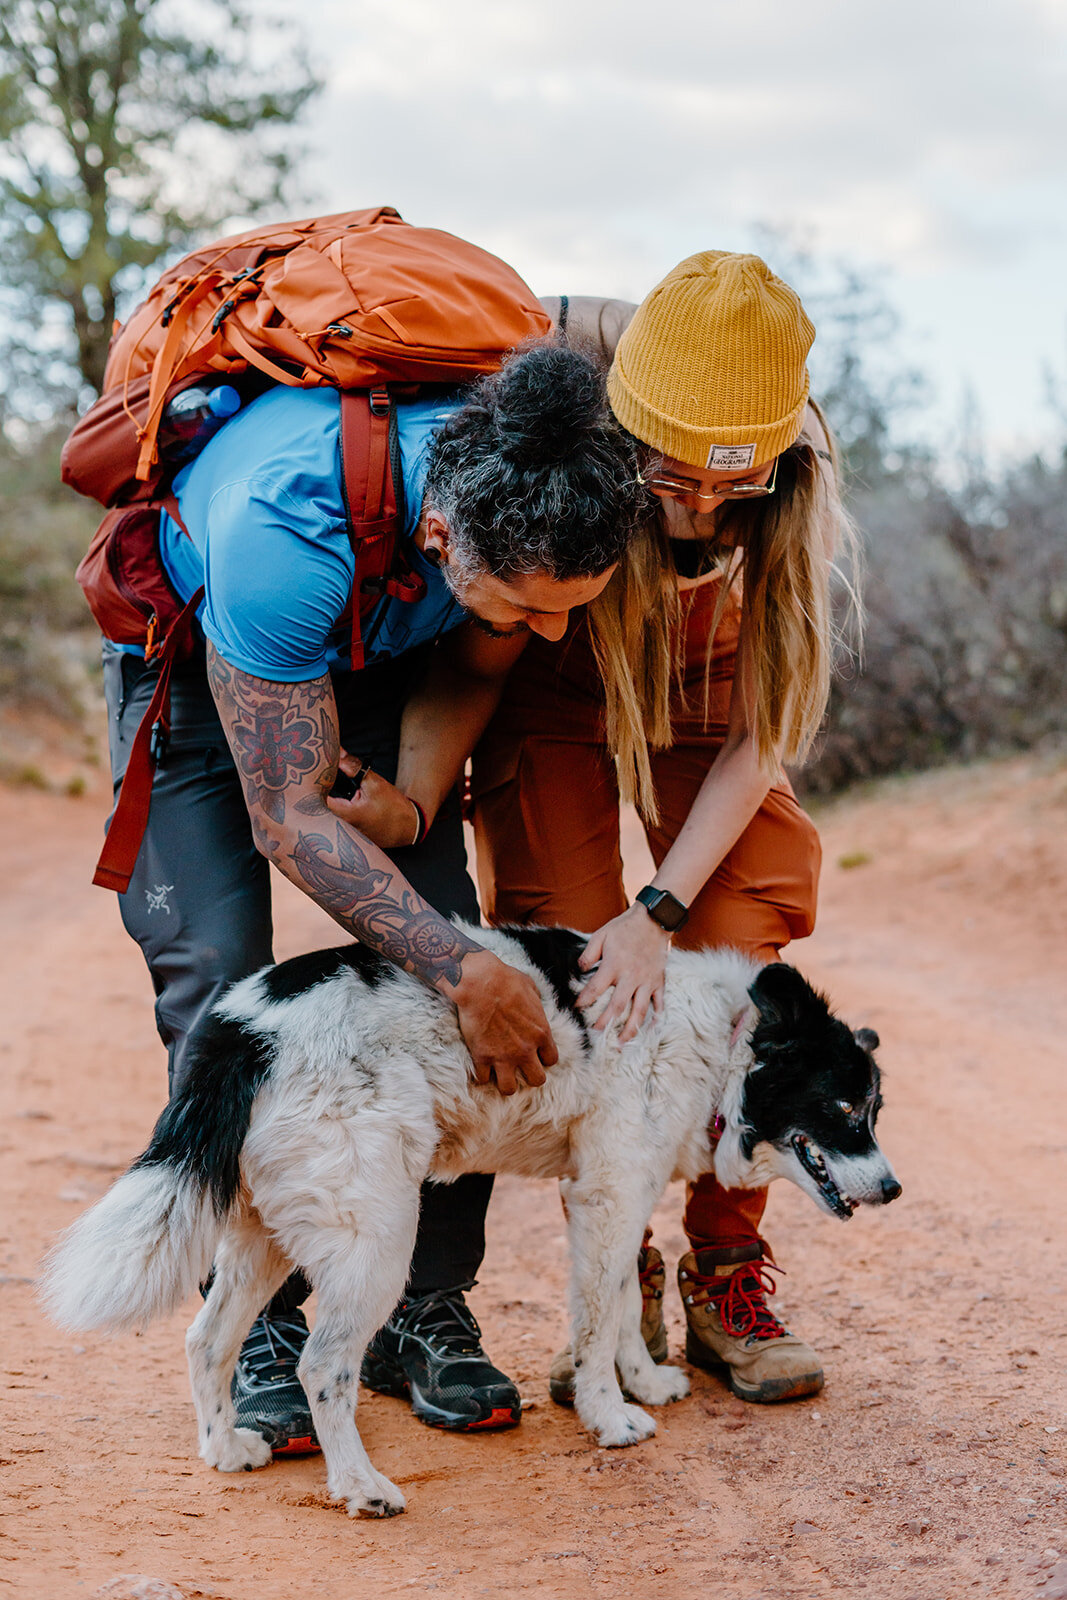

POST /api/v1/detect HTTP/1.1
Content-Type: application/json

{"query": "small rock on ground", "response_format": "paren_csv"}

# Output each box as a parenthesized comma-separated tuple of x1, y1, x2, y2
(93, 1578, 186, 1600)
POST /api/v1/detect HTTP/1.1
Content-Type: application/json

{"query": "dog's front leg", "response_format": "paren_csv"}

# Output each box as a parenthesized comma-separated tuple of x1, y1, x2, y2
(614, 1268, 689, 1408)
(566, 1185, 659, 1447)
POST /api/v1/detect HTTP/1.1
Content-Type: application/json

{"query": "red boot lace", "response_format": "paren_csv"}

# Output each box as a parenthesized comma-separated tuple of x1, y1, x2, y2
(691, 1259, 787, 1341)
(638, 1241, 663, 1304)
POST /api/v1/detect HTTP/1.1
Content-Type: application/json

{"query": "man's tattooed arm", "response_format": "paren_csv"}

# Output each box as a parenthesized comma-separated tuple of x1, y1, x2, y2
(205, 643, 483, 990)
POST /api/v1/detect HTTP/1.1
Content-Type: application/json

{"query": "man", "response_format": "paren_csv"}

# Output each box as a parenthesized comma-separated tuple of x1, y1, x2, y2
(103, 342, 643, 1447)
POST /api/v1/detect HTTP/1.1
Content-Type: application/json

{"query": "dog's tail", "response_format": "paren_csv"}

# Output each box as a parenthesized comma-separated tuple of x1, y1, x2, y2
(41, 1160, 224, 1333)
(41, 1002, 274, 1334)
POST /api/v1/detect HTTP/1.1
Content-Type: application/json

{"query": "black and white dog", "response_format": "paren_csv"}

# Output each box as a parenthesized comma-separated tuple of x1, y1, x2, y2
(43, 927, 899, 1518)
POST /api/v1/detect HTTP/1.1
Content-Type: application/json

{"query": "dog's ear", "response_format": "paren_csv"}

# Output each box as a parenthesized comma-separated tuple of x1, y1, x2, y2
(748, 963, 820, 1029)
(854, 1026, 880, 1053)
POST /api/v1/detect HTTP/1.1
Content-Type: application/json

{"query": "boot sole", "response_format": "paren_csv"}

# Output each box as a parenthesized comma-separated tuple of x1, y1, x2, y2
(685, 1331, 824, 1404)
(361, 1351, 521, 1432)
(270, 1434, 321, 1456)
(548, 1326, 670, 1408)
(235, 1409, 320, 1456)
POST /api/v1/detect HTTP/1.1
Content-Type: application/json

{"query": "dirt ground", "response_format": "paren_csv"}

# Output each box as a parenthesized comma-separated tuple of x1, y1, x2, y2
(2, 745, 1066, 1600)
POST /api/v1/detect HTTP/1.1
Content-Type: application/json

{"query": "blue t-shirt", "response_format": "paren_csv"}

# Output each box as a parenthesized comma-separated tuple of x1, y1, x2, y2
(126, 386, 467, 678)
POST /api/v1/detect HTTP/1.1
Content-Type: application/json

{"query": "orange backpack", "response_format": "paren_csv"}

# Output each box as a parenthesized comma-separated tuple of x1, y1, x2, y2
(62, 206, 551, 892)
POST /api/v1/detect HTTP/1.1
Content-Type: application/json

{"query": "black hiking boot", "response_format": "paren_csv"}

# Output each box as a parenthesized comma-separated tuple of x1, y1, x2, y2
(232, 1308, 320, 1455)
(361, 1288, 521, 1431)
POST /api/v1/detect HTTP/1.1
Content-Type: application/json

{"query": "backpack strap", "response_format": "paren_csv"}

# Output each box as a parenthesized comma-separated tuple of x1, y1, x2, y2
(93, 586, 204, 894)
(134, 274, 227, 480)
(225, 321, 311, 389)
(339, 389, 426, 671)
(94, 393, 429, 893)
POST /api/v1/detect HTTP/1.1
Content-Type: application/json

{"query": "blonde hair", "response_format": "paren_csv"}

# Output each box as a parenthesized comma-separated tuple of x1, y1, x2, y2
(587, 400, 859, 819)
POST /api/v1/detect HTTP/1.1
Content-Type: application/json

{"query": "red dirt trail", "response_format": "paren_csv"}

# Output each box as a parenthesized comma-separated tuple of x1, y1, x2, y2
(1, 749, 1066, 1600)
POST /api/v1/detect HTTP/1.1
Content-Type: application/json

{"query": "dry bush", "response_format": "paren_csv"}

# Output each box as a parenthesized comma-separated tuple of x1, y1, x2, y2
(804, 450, 1067, 792)
(0, 430, 99, 722)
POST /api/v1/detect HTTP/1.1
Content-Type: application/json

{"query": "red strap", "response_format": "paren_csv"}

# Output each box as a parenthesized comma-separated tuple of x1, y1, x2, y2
(93, 588, 204, 893)
(384, 570, 426, 603)
(340, 391, 401, 671)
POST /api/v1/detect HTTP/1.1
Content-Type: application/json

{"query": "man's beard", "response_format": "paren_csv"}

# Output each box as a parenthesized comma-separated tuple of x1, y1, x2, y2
(441, 561, 529, 639)
(467, 614, 529, 639)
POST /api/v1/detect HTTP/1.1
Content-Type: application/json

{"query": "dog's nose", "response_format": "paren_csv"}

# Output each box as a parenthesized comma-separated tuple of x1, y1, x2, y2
(881, 1176, 902, 1204)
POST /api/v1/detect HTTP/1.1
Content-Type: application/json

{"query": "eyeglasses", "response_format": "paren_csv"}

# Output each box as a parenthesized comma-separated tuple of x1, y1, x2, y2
(638, 454, 779, 503)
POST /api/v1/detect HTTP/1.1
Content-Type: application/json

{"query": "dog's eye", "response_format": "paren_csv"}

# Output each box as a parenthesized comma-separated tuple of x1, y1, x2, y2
(837, 1100, 856, 1116)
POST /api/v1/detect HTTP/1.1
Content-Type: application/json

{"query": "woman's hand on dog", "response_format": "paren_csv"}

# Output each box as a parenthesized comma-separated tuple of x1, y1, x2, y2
(326, 752, 424, 851)
(578, 906, 670, 1041)
(447, 950, 559, 1096)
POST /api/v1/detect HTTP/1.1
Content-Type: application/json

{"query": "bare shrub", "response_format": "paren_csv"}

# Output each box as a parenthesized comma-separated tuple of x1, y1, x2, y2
(803, 450, 1067, 793)
(0, 430, 99, 722)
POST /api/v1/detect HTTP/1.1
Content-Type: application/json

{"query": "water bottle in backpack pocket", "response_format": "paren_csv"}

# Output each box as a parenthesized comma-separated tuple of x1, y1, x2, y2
(158, 384, 242, 465)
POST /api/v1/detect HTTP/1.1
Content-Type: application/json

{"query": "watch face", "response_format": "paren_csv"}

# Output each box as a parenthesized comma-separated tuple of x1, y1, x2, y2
(637, 886, 687, 930)
(657, 894, 687, 930)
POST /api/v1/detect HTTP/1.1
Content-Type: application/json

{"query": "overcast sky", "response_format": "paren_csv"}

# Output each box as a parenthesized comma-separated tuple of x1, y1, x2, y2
(290, 0, 1065, 461)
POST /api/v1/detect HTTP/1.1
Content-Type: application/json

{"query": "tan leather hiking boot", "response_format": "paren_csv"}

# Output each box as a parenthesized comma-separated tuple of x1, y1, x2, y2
(678, 1243, 823, 1404)
(548, 1242, 668, 1405)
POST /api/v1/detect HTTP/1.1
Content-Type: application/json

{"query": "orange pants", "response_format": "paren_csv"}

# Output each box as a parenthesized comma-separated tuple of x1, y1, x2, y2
(470, 581, 821, 1251)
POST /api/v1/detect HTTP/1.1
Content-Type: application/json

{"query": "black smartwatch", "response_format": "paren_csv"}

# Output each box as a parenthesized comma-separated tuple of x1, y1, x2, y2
(634, 885, 689, 932)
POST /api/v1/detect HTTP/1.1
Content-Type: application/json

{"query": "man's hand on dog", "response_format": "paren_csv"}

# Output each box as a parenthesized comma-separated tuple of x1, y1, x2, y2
(327, 752, 555, 1092)
(447, 950, 559, 1096)
(578, 905, 670, 1042)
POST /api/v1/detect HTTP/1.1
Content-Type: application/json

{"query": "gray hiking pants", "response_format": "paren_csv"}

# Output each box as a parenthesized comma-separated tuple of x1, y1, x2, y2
(102, 637, 492, 1302)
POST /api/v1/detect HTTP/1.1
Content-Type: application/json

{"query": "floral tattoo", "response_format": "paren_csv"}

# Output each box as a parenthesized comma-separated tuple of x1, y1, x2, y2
(206, 644, 481, 989)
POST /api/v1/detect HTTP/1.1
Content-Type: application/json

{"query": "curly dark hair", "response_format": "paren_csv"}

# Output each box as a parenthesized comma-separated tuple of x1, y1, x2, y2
(424, 343, 645, 581)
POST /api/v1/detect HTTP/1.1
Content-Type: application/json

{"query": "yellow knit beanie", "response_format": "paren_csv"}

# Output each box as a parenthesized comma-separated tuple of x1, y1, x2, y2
(607, 251, 815, 470)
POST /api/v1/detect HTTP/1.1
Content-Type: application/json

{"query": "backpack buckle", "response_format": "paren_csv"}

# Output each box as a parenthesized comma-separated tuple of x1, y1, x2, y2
(369, 388, 391, 417)
(385, 571, 427, 604)
(149, 718, 170, 768)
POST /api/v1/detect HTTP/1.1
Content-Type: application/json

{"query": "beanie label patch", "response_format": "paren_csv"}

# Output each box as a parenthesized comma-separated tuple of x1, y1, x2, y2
(706, 443, 757, 470)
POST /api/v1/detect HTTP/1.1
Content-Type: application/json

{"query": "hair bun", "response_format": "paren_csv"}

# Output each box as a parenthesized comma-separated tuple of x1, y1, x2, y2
(493, 345, 604, 467)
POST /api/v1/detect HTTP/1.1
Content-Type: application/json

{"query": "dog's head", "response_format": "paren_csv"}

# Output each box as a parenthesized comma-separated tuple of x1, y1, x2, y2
(717, 964, 901, 1220)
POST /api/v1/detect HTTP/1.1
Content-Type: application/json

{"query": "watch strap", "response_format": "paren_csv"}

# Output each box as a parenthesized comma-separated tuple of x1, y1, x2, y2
(635, 884, 689, 932)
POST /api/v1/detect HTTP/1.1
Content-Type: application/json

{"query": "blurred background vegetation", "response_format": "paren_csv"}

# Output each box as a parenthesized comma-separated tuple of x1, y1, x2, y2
(0, 0, 318, 779)
(1, 0, 1064, 792)
(768, 234, 1067, 794)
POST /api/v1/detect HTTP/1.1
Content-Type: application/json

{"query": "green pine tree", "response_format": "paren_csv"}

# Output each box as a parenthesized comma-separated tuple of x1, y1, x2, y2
(0, 0, 320, 412)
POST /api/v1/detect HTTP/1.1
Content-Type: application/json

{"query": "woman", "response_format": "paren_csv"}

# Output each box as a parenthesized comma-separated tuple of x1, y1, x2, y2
(471, 252, 854, 1405)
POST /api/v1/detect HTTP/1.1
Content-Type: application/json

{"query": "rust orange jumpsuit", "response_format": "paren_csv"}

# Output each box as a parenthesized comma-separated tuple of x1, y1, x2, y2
(470, 572, 821, 1251)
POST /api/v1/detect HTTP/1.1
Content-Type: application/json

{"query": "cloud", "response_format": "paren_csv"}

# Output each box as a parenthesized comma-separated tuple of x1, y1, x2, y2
(278, 0, 1066, 443)
(304, 0, 1066, 282)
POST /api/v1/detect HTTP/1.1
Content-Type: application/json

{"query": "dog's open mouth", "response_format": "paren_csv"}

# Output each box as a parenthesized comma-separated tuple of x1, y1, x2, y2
(792, 1134, 856, 1219)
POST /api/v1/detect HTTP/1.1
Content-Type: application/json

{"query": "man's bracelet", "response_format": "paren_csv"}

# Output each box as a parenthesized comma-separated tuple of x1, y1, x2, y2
(408, 798, 429, 848)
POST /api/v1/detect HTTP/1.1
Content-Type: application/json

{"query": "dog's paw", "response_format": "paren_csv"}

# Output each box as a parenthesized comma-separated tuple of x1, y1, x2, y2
(341, 1470, 406, 1519)
(594, 1402, 657, 1448)
(622, 1362, 690, 1407)
(202, 1426, 273, 1473)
